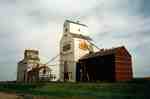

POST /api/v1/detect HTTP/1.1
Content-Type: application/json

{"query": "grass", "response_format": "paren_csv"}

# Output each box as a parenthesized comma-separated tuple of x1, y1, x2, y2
(0, 79, 150, 98)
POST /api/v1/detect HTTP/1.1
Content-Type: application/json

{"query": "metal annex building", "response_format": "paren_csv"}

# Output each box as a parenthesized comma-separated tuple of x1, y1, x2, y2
(17, 49, 54, 83)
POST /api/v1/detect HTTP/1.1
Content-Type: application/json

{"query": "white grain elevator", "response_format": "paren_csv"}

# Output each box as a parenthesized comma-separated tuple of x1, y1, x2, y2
(59, 20, 97, 82)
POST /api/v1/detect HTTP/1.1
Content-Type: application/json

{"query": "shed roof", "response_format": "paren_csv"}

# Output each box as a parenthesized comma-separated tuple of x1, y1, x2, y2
(79, 46, 130, 60)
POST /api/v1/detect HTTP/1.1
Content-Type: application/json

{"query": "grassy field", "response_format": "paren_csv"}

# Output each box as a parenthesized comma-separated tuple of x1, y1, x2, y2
(0, 79, 150, 99)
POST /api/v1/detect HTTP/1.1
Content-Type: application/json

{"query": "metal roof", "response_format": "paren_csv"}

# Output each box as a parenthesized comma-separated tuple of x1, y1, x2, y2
(69, 33, 92, 41)
(65, 20, 88, 27)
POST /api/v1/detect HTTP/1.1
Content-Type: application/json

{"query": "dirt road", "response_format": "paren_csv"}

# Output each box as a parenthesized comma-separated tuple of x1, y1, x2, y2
(0, 92, 21, 99)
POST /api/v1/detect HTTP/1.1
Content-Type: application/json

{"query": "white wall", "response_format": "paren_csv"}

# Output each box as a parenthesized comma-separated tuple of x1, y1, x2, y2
(74, 38, 90, 62)
(69, 23, 89, 36)
(59, 34, 75, 81)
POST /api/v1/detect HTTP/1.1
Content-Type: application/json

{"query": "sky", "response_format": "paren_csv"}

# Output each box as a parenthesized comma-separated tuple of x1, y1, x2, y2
(0, 0, 150, 81)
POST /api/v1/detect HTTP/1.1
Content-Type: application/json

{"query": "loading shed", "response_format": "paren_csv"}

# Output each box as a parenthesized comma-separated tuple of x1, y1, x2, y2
(77, 46, 133, 82)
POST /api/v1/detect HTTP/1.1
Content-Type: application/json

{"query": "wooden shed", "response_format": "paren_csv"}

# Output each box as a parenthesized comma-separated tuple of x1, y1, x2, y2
(76, 46, 133, 82)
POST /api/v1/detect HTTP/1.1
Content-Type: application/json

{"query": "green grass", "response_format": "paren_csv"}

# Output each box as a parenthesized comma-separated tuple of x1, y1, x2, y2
(0, 80, 150, 98)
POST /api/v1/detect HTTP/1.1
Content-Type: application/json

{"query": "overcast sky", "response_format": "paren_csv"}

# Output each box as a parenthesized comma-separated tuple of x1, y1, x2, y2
(0, 0, 150, 81)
